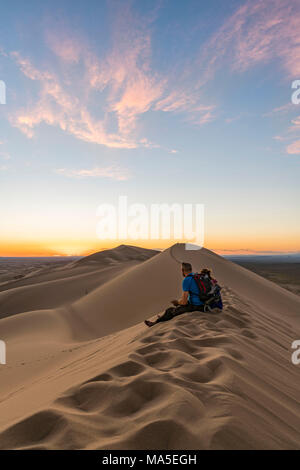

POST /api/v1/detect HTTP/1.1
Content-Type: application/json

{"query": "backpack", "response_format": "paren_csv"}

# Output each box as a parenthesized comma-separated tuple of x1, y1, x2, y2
(192, 273, 214, 302)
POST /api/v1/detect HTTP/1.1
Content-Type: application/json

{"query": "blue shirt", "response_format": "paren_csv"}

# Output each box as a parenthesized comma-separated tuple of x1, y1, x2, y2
(182, 273, 203, 306)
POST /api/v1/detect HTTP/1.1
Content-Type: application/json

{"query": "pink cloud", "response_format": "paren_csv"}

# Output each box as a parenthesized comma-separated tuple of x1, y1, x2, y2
(286, 140, 300, 154)
(9, 8, 166, 149)
(0, 151, 11, 160)
(199, 0, 300, 78)
(46, 32, 82, 64)
(111, 74, 164, 135)
(155, 91, 194, 113)
(198, 0, 300, 156)
(271, 113, 300, 153)
(263, 103, 295, 117)
(155, 91, 215, 126)
(194, 111, 215, 126)
(55, 165, 130, 180)
(10, 53, 138, 148)
(11, 52, 53, 81)
(9, 3, 219, 146)
(9, 0, 300, 151)
(290, 116, 300, 130)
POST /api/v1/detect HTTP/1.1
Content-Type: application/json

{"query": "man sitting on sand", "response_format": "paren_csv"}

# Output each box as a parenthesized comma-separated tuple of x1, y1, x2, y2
(145, 262, 205, 327)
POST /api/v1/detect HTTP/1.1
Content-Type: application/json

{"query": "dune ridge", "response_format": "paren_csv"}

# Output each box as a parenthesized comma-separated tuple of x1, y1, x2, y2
(0, 245, 158, 318)
(0, 244, 299, 449)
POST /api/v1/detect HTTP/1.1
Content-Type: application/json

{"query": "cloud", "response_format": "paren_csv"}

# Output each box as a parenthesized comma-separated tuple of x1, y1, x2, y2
(268, 109, 300, 154)
(10, 52, 138, 148)
(155, 91, 215, 126)
(9, 6, 168, 148)
(0, 151, 10, 160)
(272, 115, 300, 154)
(7, 0, 300, 150)
(45, 32, 82, 64)
(110, 74, 164, 135)
(264, 103, 295, 117)
(55, 165, 131, 181)
(290, 115, 300, 130)
(191, 110, 215, 126)
(197, 0, 300, 80)
(8, 2, 220, 148)
(286, 140, 300, 154)
(155, 91, 196, 113)
(263, 107, 300, 150)
(11, 52, 53, 82)
(155, 0, 300, 127)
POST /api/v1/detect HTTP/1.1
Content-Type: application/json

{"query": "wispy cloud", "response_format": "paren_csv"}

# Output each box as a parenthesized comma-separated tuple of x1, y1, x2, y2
(290, 115, 300, 130)
(7, 3, 219, 149)
(10, 51, 137, 148)
(266, 106, 300, 152)
(45, 31, 82, 64)
(55, 165, 131, 181)
(264, 103, 295, 117)
(155, 90, 215, 126)
(8, 7, 168, 148)
(286, 140, 300, 154)
(0, 151, 10, 160)
(200, 0, 300, 77)
(266, 107, 300, 154)
(6, 0, 300, 151)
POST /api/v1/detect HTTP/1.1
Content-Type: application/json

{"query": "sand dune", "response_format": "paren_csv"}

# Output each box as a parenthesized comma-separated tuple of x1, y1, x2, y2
(0, 244, 299, 449)
(0, 246, 158, 318)
(70, 244, 159, 267)
(0, 263, 136, 319)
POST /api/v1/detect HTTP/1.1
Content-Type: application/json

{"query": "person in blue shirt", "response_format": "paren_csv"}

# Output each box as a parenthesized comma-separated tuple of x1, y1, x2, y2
(145, 262, 204, 327)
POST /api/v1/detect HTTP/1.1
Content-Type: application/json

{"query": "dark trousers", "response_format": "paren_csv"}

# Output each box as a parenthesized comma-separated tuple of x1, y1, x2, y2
(156, 303, 204, 323)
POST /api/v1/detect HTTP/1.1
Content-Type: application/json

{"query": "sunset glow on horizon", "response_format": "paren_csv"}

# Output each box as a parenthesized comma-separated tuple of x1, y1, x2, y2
(1, 233, 300, 257)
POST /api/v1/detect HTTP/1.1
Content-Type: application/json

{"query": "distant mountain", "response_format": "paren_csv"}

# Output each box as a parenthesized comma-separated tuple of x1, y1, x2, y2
(225, 253, 300, 263)
(71, 244, 159, 266)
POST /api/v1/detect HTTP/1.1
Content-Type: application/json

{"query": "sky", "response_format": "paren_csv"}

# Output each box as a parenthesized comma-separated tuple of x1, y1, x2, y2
(0, 0, 299, 256)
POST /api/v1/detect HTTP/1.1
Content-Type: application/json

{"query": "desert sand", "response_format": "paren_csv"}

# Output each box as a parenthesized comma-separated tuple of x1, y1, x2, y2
(230, 258, 300, 296)
(0, 244, 299, 450)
